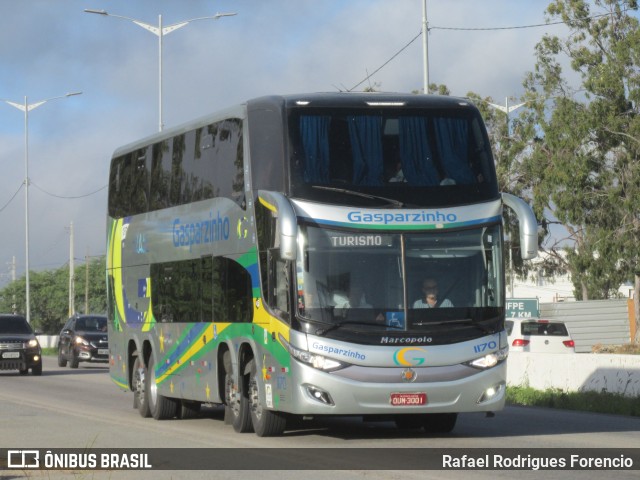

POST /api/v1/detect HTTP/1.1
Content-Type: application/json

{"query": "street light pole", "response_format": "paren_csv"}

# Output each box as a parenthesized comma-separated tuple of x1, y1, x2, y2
(84, 9, 237, 132)
(487, 97, 527, 137)
(158, 14, 164, 133)
(1, 92, 82, 323)
(486, 97, 527, 298)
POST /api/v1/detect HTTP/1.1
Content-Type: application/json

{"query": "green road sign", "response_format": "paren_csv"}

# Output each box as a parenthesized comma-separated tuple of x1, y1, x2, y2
(505, 298, 539, 318)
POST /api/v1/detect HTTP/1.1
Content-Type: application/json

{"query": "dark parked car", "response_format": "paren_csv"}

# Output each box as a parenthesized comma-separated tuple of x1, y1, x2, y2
(0, 314, 42, 375)
(58, 314, 109, 368)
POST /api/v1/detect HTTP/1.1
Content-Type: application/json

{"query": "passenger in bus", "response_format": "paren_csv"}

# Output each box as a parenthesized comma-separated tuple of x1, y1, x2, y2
(413, 278, 453, 308)
(334, 284, 372, 310)
(388, 162, 406, 183)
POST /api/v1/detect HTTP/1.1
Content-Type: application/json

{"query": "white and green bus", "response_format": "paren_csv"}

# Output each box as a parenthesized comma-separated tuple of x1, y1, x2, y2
(106, 92, 537, 436)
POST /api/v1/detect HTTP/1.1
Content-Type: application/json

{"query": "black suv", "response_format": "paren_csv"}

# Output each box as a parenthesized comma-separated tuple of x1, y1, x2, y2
(58, 314, 109, 368)
(0, 314, 43, 375)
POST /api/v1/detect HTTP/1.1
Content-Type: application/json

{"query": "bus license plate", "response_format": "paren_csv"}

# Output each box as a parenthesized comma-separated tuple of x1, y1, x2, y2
(390, 392, 427, 406)
(2, 352, 20, 359)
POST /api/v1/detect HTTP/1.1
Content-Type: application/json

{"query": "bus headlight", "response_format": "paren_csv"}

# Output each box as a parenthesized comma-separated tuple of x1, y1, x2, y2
(279, 334, 347, 372)
(465, 346, 508, 370)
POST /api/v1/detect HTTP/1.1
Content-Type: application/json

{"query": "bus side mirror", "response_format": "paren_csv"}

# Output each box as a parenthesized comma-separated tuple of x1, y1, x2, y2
(502, 193, 538, 260)
(258, 190, 297, 261)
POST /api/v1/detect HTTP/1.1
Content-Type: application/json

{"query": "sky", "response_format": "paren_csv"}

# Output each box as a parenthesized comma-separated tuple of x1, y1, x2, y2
(0, 0, 573, 286)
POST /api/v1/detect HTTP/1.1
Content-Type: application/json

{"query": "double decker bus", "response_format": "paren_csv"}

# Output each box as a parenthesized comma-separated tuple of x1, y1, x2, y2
(106, 92, 537, 436)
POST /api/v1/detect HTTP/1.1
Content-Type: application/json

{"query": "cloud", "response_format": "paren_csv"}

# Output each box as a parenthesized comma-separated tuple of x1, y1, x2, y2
(0, 0, 563, 285)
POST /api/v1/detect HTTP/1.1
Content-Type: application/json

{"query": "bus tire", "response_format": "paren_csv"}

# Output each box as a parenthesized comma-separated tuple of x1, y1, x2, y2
(421, 413, 457, 434)
(133, 356, 151, 418)
(178, 401, 201, 419)
(223, 352, 252, 433)
(248, 360, 286, 437)
(147, 354, 177, 420)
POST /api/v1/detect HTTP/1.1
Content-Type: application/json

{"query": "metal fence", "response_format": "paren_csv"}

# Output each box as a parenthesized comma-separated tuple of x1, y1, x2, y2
(540, 299, 631, 353)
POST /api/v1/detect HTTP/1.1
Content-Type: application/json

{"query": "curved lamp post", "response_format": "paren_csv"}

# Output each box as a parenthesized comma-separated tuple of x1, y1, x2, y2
(84, 9, 237, 132)
(1, 91, 83, 323)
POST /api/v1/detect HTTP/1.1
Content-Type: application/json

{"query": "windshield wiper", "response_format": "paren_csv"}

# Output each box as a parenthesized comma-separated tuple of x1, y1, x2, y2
(316, 320, 404, 336)
(311, 186, 404, 208)
(414, 318, 493, 334)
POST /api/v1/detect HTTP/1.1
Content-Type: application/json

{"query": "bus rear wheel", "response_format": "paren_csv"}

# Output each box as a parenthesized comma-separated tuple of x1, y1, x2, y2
(133, 356, 150, 418)
(248, 360, 286, 437)
(147, 354, 177, 420)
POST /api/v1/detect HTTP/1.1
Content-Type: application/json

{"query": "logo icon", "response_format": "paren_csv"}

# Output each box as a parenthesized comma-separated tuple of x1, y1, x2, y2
(8, 450, 40, 469)
(393, 347, 427, 366)
(401, 368, 417, 383)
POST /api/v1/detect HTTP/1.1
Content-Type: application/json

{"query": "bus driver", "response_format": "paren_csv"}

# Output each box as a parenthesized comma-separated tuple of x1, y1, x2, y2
(413, 278, 453, 308)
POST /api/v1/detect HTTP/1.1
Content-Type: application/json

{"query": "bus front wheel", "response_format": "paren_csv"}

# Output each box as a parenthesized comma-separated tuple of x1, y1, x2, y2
(421, 413, 457, 433)
(248, 360, 286, 437)
(224, 352, 252, 433)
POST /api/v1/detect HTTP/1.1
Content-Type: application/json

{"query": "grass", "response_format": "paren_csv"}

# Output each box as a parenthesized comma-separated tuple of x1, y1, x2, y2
(507, 386, 640, 417)
(42, 347, 57, 356)
(591, 343, 640, 354)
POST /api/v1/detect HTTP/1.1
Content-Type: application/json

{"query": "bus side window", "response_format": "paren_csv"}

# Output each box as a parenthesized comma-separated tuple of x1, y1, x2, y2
(212, 257, 253, 323)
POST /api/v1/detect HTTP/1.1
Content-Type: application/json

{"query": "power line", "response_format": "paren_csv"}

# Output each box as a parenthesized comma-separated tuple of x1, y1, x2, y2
(430, 19, 565, 32)
(0, 184, 23, 213)
(430, 11, 620, 31)
(347, 10, 623, 92)
(349, 30, 422, 91)
(30, 182, 107, 199)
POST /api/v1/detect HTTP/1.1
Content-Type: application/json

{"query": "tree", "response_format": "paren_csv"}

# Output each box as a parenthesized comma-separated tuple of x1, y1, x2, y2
(467, 91, 542, 287)
(0, 257, 107, 333)
(516, 0, 640, 340)
(80, 257, 109, 314)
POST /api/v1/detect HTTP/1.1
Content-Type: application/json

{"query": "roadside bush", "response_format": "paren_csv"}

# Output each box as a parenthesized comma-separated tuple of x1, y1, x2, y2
(507, 386, 640, 417)
(591, 343, 640, 354)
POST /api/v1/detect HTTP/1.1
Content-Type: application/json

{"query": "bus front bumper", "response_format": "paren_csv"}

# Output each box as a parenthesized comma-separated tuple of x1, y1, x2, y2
(283, 360, 506, 416)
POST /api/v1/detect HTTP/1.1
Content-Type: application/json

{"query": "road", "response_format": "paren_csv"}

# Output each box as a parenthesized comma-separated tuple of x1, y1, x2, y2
(0, 356, 639, 479)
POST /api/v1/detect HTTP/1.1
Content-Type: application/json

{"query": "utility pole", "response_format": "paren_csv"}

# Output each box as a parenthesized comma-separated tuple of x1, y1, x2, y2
(10, 256, 16, 282)
(4, 256, 17, 313)
(422, 0, 429, 94)
(11, 256, 16, 313)
(69, 222, 75, 317)
(85, 250, 90, 314)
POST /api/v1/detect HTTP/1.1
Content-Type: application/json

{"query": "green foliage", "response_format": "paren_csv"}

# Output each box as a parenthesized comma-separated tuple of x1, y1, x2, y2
(507, 0, 640, 308)
(0, 257, 107, 333)
(507, 386, 640, 417)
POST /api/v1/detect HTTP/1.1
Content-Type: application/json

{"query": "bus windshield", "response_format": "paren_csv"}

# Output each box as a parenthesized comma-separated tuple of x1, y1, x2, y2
(296, 224, 503, 333)
(288, 107, 498, 206)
